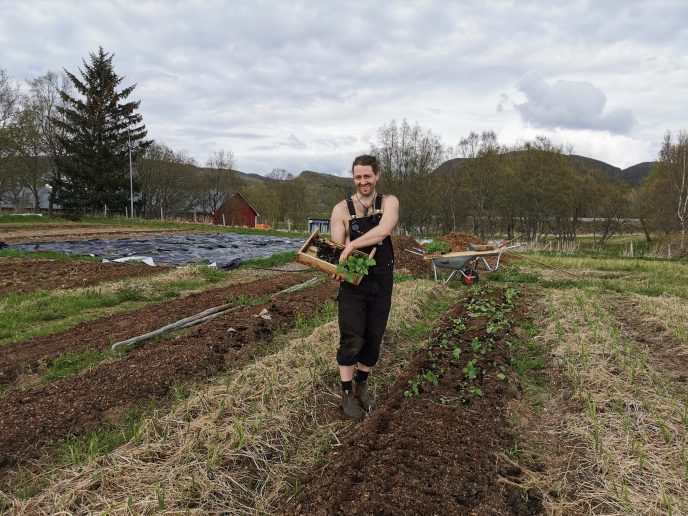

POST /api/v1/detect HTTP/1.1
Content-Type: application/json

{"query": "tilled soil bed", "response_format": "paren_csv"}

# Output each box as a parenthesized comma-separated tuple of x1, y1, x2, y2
(1, 224, 192, 244)
(0, 272, 312, 389)
(0, 257, 169, 296)
(289, 286, 542, 515)
(0, 280, 338, 467)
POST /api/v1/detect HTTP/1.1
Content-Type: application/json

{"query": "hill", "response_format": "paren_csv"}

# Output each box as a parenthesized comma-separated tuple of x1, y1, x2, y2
(621, 162, 655, 186)
(434, 153, 653, 185)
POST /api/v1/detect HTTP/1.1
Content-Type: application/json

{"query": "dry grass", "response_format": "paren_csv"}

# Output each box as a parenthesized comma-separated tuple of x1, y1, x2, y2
(635, 294, 688, 346)
(533, 288, 687, 515)
(6, 280, 444, 515)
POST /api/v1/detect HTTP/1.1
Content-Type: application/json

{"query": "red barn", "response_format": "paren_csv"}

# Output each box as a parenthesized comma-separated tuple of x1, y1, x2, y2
(211, 192, 259, 227)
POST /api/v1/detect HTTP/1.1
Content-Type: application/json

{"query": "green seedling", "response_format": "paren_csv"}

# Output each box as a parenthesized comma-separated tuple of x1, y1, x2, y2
(425, 241, 452, 254)
(424, 369, 439, 386)
(462, 358, 478, 380)
(336, 255, 377, 283)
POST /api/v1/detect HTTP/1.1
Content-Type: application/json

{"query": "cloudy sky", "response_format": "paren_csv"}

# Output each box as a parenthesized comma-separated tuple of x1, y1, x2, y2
(1, 0, 686, 175)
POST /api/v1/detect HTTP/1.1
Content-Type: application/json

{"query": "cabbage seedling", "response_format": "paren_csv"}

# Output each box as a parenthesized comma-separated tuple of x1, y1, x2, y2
(336, 255, 376, 283)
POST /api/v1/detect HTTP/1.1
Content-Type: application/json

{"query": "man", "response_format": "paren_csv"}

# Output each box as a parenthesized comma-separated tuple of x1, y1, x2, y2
(330, 154, 399, 420)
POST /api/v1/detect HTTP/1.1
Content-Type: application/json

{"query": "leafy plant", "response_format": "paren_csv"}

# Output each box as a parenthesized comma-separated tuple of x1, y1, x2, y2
(425, 241, 452, 254)
(336, 255, 376, 283)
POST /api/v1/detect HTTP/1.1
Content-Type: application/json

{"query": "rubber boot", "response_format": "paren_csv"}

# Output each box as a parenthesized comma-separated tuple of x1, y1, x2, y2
(354, 381, 375, 411)
(341, 390, 364, 421)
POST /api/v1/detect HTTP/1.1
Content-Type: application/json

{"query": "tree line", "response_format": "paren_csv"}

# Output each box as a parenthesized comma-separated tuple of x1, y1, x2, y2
(1, 49, 686, 251)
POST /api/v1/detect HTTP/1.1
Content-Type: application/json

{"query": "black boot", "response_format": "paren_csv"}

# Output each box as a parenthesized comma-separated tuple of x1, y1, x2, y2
(354, 381, 375, 411)
(341, 390, 364, 421)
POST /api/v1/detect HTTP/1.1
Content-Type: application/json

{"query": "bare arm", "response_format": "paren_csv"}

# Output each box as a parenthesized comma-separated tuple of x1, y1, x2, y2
(329, 202, 348, 281)
(340, 195, 399, 261)
(330, 202, 348, 246)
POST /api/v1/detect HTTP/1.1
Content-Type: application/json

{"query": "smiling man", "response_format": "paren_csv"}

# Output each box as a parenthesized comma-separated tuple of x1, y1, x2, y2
(330, 154, 399, 420)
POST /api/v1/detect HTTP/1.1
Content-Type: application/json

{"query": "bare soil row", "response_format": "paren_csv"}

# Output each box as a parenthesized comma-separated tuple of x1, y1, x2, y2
(0, 272, 313, 389)
(0, 274, 336, 467)
(0, 257, 169, 296)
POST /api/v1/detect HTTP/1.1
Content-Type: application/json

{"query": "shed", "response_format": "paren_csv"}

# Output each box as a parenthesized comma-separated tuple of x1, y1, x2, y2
(211, 192, 259, 227)
(307, 218, 330, 234)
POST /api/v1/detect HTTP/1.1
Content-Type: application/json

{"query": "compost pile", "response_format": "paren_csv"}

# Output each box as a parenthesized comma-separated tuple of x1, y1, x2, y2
(436, 232, 486, 251)
(391, 235, 433, 276)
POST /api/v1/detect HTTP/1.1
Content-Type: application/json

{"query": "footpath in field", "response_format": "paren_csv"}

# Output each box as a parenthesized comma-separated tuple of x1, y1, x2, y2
(289, 285, 542, 515)
(0, 274, 337, 467)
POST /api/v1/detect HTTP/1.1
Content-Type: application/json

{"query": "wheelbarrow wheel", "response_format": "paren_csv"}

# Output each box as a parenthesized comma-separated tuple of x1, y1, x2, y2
(461, 269, 479, 285)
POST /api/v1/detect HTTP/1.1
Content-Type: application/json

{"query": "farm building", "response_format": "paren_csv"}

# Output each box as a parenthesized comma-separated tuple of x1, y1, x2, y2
(211, 192, 259, 227)
(307, 218, 330, 234)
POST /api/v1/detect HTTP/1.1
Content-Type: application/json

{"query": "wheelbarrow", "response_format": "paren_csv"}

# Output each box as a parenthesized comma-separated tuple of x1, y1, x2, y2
(406, 243, 518, 285)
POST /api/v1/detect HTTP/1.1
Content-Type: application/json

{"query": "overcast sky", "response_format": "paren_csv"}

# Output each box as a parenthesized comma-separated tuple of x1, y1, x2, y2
(1, 0, 686, 175)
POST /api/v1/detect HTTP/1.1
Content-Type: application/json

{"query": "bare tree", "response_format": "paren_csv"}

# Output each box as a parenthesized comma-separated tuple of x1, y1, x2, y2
(453, 131, 502, 240)
(657, 130, 688, 250)
(371, 119, 445, 234)
(197, 149, 243, 213)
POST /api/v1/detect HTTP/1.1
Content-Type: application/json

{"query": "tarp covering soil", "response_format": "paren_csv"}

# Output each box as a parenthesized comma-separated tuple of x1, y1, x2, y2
(0, 257, 169, 296)
(11, 233, 304, 269)
(289, 287, 542, 515)
(0, 275, 337, 467)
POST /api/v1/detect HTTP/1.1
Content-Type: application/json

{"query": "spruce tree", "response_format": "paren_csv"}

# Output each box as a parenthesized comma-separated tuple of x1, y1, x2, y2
(50, 47, 150, 213)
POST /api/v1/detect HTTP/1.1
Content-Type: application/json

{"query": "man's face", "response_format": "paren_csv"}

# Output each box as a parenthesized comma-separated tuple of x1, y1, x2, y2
(353, 165, 379, 196)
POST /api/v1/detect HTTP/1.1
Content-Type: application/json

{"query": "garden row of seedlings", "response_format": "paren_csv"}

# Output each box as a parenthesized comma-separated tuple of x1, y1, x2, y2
(289, 283, 543, 515)
(538, 288, 688, 515)
(403, 285, 518, 403)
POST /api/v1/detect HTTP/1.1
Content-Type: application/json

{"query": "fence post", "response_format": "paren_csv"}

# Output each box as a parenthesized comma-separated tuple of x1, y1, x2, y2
(222, 213, 226, 226)
(125, 207, 128, 218)
(160, 206, 164, 221)
(629, 241, 634, 257)
(104, 204, 107, 218)
(194, 212, 197, 223)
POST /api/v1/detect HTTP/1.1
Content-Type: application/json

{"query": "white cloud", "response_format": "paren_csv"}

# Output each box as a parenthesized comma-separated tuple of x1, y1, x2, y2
(513, 72, 635, 134)
(0, 0, 686, 173)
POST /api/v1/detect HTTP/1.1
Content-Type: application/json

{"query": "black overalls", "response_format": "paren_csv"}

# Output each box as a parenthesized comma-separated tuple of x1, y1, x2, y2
(336, 193, 395, 367)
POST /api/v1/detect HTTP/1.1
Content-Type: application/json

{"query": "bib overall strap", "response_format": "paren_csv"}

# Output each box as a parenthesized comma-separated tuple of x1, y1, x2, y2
(374, 193, 383, 214)
(345, 197, 357, 219)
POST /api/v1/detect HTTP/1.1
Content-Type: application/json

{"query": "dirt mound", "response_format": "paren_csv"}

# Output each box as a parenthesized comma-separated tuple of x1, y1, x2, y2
(391, 235, 433, 277)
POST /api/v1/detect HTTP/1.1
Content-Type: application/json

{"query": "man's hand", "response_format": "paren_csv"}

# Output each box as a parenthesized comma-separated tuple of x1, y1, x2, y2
(331, 272, 345, 283)
(339, 244, 355, 263)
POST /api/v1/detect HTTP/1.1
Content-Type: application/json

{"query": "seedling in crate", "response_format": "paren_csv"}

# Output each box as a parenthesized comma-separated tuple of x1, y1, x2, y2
(336, 255, 376, 283)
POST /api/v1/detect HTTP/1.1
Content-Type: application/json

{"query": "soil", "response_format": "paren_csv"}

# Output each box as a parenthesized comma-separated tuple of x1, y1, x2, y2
(0, 279, 338, 467)
(1, 224, 193, 244)
(0, 272, 314, 389)
(437, 232, 486, 251)
(0, 257, 169, 296)
(391, 235, 433, 276)
(288, 287, 543, 515)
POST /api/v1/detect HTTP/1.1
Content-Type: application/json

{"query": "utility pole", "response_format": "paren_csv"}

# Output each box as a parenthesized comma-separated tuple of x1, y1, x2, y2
(129, 131, 134, 218)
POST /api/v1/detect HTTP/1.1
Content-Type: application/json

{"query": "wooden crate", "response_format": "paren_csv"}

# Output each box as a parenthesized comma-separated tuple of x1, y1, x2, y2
(296, 229, 376, 285)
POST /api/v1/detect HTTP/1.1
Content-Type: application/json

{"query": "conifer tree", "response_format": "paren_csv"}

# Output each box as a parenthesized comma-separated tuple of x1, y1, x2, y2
(50, 47, 150, 212)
